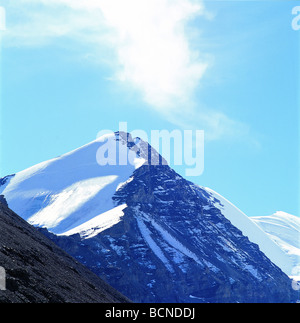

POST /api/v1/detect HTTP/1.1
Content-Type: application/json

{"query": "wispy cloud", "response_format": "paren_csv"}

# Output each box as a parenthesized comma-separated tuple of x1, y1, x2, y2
(98, 0, 208, 111)
(3, 0, 251, 142)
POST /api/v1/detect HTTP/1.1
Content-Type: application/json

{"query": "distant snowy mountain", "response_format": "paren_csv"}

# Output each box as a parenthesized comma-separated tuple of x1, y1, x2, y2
(0, 132, 297, 302)
(251, 212, 300, 279)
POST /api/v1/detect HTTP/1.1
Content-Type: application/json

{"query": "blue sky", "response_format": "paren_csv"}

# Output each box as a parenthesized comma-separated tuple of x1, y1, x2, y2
(0, 0, 299, 217)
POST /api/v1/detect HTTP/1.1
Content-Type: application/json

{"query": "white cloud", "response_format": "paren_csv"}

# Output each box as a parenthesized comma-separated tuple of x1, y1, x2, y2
(96, 0, 208, 110)
(3, 0, 249, 141)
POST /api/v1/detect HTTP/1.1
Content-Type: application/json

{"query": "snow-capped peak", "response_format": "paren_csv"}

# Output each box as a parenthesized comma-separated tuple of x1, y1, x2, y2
(0, 132, 155, 234)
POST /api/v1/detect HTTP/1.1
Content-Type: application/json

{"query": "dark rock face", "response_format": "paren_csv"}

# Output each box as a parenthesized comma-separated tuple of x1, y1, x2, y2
(0, 203, 130, 303)
(42, 164, 297, 303)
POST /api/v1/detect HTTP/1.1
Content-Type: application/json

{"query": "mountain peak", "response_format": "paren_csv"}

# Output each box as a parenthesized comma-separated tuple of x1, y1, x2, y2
(113, 131, 167, 166)
(0, 133, 298, 302)
(0, 132, 167, 235)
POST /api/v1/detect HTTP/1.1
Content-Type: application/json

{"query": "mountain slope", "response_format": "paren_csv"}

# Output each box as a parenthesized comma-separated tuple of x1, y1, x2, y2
(251, 212, 300, 279)
(0, 133, 145, 235)
(0, 200, 130, 303)
(0, 132, 297, 303)
(204, 189, 293, 276)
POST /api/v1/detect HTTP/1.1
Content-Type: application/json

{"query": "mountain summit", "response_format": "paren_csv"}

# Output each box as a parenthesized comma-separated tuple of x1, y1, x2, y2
(0, 132, 297, 302)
